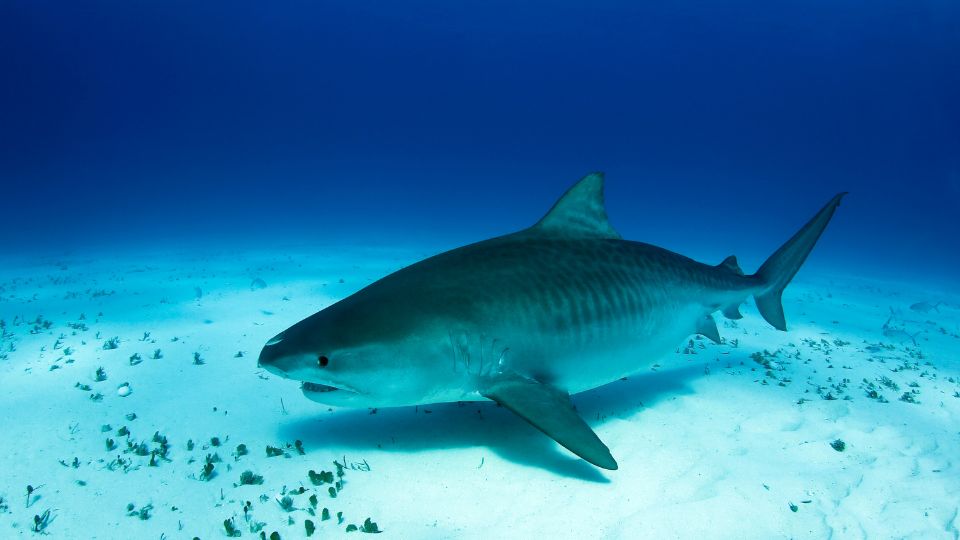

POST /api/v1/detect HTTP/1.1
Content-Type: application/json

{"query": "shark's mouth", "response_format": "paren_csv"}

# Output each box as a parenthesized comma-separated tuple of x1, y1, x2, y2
(302, 381, 344, 393)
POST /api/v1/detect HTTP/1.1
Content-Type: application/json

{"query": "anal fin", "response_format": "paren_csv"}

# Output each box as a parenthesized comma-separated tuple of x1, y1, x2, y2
(721, 303, 743, 320)
(480, 373, 618, 470)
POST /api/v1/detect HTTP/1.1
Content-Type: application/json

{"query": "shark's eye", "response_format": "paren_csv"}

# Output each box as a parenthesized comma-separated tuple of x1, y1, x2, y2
(318, 355, 329, 368)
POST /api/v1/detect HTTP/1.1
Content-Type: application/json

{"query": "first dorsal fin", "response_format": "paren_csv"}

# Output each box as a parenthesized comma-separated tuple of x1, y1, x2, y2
(528, 172, 621, 239)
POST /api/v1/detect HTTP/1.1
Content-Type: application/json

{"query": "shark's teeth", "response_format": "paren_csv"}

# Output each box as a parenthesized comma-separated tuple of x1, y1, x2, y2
(302, 382, 339, 393)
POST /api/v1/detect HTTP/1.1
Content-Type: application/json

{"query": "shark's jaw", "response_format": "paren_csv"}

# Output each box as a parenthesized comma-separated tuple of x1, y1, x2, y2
(301, 381, 342, 394)
(299, 380, 370, 406)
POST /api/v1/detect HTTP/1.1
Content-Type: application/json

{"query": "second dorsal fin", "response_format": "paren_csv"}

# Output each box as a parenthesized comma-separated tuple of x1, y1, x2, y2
(717, 255, 744, 275)
(528, 172, 621, 239)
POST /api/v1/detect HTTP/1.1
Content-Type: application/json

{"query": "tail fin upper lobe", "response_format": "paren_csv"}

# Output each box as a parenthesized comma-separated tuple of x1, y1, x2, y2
(754, 193, 847, 331)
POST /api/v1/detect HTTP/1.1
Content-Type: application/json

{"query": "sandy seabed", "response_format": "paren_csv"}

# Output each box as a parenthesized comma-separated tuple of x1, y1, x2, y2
(0, 246, 958, 539)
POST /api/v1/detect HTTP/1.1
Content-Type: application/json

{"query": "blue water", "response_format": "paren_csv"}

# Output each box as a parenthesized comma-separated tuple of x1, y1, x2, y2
(2, 4, 960, 538)
(2, 1, 958, 283)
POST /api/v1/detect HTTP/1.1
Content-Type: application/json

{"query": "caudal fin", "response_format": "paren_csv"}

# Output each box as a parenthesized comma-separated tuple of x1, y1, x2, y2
(754, 193, 847, 331)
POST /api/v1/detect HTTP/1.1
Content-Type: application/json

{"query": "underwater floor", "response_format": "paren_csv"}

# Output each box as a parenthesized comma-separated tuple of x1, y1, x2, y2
(0, 246, 958, 539)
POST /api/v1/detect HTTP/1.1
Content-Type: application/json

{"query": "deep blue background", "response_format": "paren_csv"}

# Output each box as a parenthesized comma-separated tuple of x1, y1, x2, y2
(2, 1, 958, 281)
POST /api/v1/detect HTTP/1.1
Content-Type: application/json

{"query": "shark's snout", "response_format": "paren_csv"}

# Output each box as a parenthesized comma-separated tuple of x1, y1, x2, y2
(258, 331, 287, 377)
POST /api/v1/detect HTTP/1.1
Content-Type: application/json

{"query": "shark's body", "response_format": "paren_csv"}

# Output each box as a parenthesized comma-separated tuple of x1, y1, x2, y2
(327, 234, 751, 402)
(259, 174, 845, 470)
(909, 301, 942, 314)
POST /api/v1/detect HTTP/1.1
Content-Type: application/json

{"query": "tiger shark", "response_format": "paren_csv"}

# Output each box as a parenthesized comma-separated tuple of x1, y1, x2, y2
(258, 173, 845, 470)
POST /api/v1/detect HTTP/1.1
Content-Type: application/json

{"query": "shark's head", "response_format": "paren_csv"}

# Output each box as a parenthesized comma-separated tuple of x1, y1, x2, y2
(257, 282, 458, 408)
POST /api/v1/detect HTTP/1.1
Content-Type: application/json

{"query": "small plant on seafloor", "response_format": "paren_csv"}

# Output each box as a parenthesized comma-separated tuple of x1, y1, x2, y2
(199, 461, 216, 481)
(57, 457, 80, 469)
(32, 508, 54, 533)
(126, 502, 153, 520)
(223, 517, 242, 537)
(276, 495, 295, 512)
(102, 337, 120, 350)
(237, 470, 264, 486)
(233, 443, 248, 460)
(26, 484, 42, 508)
(339, 517, 383, 533)
(153, 434, 171, 462)
(198, 454, 218, 481)
(361, 517, 382, 533)
(151, 349, 163, 360)
(127, 440, 150, 457)
(900, 390, 920, 404)
(193, 352, 204, 365)
(94, 366, 107, 381)
(308, 469, 334, 486)
(830, 439, 846, 452)
(129, 353, 142, 366)
(241, 500, 267, 534)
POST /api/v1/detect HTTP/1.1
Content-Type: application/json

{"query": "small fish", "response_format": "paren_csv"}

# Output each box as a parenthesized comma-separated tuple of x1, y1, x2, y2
(910, 301, 942, 314)
(882, 325, 921, 346)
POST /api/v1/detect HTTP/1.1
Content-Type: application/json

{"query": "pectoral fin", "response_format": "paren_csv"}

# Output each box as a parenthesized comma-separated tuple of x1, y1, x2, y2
(481, 373, 618, 470)
(696, 314, 722, 344)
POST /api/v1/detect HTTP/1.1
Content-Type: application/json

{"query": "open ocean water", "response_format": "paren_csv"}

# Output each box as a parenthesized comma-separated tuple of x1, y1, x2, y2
(1, 1, 958, 539)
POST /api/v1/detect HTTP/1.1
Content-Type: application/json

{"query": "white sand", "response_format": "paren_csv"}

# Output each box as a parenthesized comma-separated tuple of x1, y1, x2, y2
(0, 246, 958, 539)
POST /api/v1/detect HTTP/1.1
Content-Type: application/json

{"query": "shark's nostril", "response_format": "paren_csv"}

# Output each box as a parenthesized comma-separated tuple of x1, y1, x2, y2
(265, 332, 285, 347)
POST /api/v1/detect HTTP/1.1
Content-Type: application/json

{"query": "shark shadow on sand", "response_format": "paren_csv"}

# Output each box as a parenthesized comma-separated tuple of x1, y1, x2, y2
(279, 364, 702, 482)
